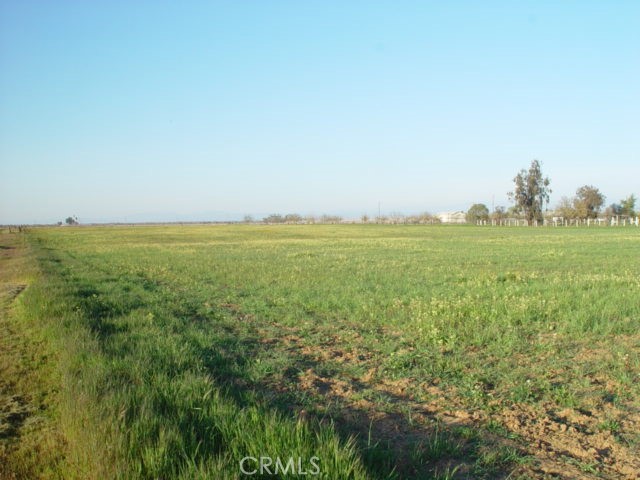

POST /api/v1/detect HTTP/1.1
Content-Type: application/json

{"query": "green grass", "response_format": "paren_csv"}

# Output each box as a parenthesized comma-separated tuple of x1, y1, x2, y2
(0, 232, 67, 479)
(9, 224, 640, 478)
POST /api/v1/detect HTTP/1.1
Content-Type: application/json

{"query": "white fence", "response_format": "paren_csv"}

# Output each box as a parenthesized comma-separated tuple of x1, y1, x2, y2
(476, 216, 639, 227)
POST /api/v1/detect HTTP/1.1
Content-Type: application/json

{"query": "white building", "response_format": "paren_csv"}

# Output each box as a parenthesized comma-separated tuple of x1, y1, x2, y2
(437, 211, 467, 224)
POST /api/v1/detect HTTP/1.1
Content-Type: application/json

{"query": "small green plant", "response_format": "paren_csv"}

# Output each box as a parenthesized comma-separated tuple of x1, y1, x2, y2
(551, 384, 578, 408)
(562, 455, 600, 474)
(474, 446, 524, 476)
(432, 464, 461, 480)
(485, 420, 520, 440)
(598, 419, 621, 433)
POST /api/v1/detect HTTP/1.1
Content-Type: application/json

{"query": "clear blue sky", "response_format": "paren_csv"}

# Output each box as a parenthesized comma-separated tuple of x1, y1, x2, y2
(1, 1, 638, 223)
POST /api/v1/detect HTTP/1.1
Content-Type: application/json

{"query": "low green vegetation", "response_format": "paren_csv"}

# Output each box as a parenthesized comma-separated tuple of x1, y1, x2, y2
(4, 225, 639, 478)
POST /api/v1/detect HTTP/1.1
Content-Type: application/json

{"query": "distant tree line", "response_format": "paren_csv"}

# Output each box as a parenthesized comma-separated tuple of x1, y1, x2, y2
(555, 193, 635, 221)
(366, 212, 440, 224)
(258, 214, 344, 224)
(243, 212, 441, 225)
(243, 160, 636, 227)
(467, 159, 637, 225)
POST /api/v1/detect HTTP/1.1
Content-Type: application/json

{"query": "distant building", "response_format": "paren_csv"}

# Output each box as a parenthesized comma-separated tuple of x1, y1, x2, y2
(437, 211, 467, 224)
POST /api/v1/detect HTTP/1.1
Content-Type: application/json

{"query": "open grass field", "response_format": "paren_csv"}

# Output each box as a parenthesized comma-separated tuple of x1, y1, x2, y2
(2, 225, 639, 479)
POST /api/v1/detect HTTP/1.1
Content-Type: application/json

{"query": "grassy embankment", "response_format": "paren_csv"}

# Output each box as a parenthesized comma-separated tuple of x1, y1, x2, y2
(2, 225, 639, 479)
(0, 231, 65, 479)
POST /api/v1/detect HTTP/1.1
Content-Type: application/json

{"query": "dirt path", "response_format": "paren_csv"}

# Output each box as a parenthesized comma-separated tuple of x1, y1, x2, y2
(0, 232, 64, 479)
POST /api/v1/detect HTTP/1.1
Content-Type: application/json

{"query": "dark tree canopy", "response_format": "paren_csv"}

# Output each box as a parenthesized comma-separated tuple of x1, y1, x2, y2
(620, 194, 636, 217)
(607, 194, 638, 218)
(573, 185, 605, 219)
(605, 203, 622, 217)
(466, 203, 490, 223)
(508, 159, 551, 223)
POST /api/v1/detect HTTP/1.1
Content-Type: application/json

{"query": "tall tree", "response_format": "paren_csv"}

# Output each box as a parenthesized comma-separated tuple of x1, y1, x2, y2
(573, 185, 605, 219)
(508, 160, 551, 223)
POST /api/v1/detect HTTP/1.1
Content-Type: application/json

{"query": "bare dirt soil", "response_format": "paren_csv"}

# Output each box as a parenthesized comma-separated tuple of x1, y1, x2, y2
(267, 324, 640, 479)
